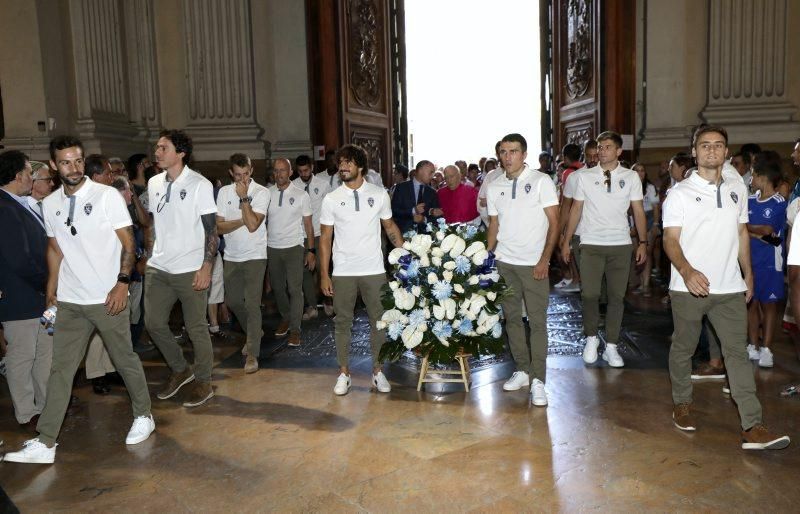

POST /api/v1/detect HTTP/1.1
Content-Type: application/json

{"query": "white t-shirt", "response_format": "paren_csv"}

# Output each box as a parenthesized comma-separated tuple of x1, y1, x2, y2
(321, 171, 342, 189)
(292, 175, 332, 237)
(487, 166, 559, 265)
(573, 164, 644, 245)
(365, 169, 384, 187)
(147, 166, 218, 274)
(562, 168, 585, 236)
(643, 183, 658, 212)
(477, 167, 505, 225)
(216, 180, 269, 262)
(663, 172, 748, 293)
(43, 179, 132, 305)
(320, 181, 392, 276)
(786, 199, 800, 265)
(266, 183, 312, 249)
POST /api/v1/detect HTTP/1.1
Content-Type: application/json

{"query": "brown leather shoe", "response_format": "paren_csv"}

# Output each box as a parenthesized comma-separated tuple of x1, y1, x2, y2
(274, 320, 290, 337)
(287, 331, 301, 347)
(691, 362, 726, 380)
(741, 424, 790, 450)
(156, 367, 195, 400)
(182, 381, 214, 408)
(244, 355, 259, 374)
(672, 403, 696, 431)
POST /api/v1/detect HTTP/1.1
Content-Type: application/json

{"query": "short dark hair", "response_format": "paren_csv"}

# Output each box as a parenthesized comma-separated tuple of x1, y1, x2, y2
(0, 150, 29, 187)
(731, 151, 751, 166)
(691, 124, 728, 148)
(562, 143, 582, 162)
(752, 150, 783, 188)
(468, 163, 480, 173)
(596, 131, 623, 148)
(111, 176, 130, 191)
(229, 153, 251, 169)
(494, 140, 502, 154)
(127, 153, 148, 180)
(671, 152, 694, 170)
(394, 164, 409, 180)
(49, 135, 84, 162)
(740, 143, 762, 156)
(159, 129, 193, 165)
(295, 154, 313, 168)
(84, 154, 109, 179)
(501, 133, 528, 152)
(583, 139, 598, 151)
(415, 159, 434, 172)
(336, 144, 368, 173)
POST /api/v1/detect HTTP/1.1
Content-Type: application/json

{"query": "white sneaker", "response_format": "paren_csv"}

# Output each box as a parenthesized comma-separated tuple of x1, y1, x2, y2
(583, 336, 600, 364)
(372, 371, 391, 393)
(334, 373, 351, 395)
(126, 415, 155, 445)
(301, 307, 318, 321)
(758, 347, 774, 368)
(503, 371, 530, 391)
(530, 378, 548, 406)
(562, 282, 582, 293)
(554, 278, 573, 289)
(747, 344, 760, 361)
(602, 343, 625, 367)
(2, 438, 56, 464)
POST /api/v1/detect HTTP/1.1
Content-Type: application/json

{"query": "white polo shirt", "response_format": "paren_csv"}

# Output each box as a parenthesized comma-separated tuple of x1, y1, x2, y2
(561, 168, 586, 236)
(292, 174, 332, 237)
(477, 167, 504, 225)
(147, 166, 217, 274)
(573, 164, 643, 245)
(322, 171, 342, 189)
(320, 181, 392, 276)
(788, 208, 800, 265)
(266, 183, 312, 249)
(216, 180, 269, 262)
(486, 166, 559, 265)
(663, 172, 748, 294)
(43, 179, 132, 305)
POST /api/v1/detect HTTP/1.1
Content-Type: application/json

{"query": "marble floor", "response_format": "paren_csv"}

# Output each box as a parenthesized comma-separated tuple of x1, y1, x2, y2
(1, 287, 799, 512)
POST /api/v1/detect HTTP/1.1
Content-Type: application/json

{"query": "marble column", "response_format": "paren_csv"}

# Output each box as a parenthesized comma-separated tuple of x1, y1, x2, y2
(182, 0, 267, 160)
(700, 0, 799, 141)
(124, 0, 162, 143)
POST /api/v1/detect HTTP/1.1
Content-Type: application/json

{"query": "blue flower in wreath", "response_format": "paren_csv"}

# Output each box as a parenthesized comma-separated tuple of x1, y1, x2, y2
(403, 229, 418, 239)
(387, 321, 403, 341)
(454, 255, 471, 275)
(432, 320, 453, 339)
(464, 225, 478, 239)
(405, 259, 420, 279)
(408, 309, 426, 329)
(491, 322, 503, 338)
(457, 318, 473, 335)
(432, 281, 453, 300)
(426, 222, 434, 233)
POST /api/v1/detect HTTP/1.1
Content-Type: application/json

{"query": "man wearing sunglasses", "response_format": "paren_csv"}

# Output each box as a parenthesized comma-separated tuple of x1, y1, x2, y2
(561, 131, 647, 368)
(4, 136, 154, 464)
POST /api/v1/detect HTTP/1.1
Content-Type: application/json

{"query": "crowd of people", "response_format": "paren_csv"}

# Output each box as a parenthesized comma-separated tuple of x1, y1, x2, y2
(0, 126, 798, 465)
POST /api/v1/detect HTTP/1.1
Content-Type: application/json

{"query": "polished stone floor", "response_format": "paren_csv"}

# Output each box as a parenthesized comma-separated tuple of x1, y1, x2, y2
(1, 284, 800, 512)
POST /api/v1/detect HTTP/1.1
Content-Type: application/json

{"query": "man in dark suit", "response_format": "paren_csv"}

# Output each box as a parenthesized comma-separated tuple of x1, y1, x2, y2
(391, 160, 443, 233)
(0, 150, 51, 430)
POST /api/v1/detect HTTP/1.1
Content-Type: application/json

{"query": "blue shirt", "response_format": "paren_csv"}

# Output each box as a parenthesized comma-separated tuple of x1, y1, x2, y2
(748, 192, 787, 269)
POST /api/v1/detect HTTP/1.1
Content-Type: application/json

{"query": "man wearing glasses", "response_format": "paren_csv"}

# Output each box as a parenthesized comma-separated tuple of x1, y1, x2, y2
(144, 130, 219, 408)
(561, 131, 647, 368)
(4, 136, 154, 464)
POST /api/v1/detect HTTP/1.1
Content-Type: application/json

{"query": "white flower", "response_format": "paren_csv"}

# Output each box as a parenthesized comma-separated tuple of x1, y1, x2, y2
(443, 270, 454, 282)
(388, 248, 410, 265)
(448, 237, 467, 258)
(419, 255, 430, 267)
(441, 298, 457, 319)
(453, 284, 464, 294)
(431, 247, 445, 258)
(438, 337, 450, 347)
(440, 233, 459, 252)
(487, 291, 497, 301)
(389, 281, 399, 291)
(402, 241, 412, 251)
(435, 231, 445, 241)
(460, 298, 472, 312)
(476, 323, 488, 335)
(423, 307, 431, 319)
(419, 297, 428, 307)
(433, 305, 445, 320)
(431, 256, 442, 267)
(471, 249, 489, 265)
(463, 241, 486, 258)
(443, 261, 457, 270)
(465, 310, 477, 321)
(427, 272, 439, 285)
(401, 325, 423, 349)
(381, 309, 404, 322)
(376, 320, 387, 330)
(411, 285, 421, 297)
(393, 289, 416, 310)
(408, 234, 433, 258)
(468, 276, 479, 285)
(469, 295, 487, 315)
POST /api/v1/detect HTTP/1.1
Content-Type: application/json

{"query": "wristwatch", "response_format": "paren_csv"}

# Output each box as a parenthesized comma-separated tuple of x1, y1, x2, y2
(117, 273, 131, 284)
(306, 248, 317, 254)
(239, 196, 251, 204)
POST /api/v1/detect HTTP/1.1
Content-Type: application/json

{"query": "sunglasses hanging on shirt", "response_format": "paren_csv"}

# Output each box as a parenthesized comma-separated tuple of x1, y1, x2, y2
(66, 195, 77, 235)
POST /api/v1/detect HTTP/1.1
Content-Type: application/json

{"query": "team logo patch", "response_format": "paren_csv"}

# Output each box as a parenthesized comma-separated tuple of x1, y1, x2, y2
(180, 189, 187, 200)
(763, 208, 773, 218)
(340, 202, 345, 206)
(83, 203, 92, 215)
(228, 201, 232, 205)
(289, 197, 295, 205)
(314, 187, 319, 195)
(594, 181, 600, 185)
(368, 197, 375, 207)
(56, 210, 61, 216)
(524, 183, 532, 194)
(730, 192, 738, 204)
(500, 192, 505, 196)
(619, 180, 625, 188)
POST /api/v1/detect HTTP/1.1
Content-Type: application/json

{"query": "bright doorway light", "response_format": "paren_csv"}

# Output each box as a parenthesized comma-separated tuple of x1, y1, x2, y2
(404, 0, 541, 168)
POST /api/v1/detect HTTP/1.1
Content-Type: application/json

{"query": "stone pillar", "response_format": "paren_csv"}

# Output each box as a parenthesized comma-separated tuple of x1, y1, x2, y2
(68, 0, 141, 155)
(182, 0, 267, 160)
(700, 0, 799, 141)
(124, 0, 162, 143)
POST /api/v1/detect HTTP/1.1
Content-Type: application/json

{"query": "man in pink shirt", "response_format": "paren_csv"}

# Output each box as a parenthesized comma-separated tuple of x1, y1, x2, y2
(438, 164, 480, 224)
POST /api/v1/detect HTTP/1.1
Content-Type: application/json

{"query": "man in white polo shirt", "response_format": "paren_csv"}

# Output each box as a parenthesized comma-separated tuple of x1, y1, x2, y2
(663, 124, 789, 450)
(319, 144, 404, 396)
(4, 136, 154, 465)
(144, 130, 219, 408)
(477, 141, 504, 226)
(561, 131, 647, 368)
(487, 133, 560, 406)
(217, 153, 268, 374)
(292, 154, 331, 320)
(268, 158, 315, 347)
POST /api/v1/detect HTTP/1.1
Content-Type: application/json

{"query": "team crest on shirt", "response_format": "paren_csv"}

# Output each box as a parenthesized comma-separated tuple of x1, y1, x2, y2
(695, 197, 701, 202)
(180, 189, 187, 200)
(730, 192, 738, 204)
(500, 192, 505, 196)
(368, 197, 374, 207)
(594, 181, 600, 185)
(314, 187, 319, 195)
(289, 197, 295, 205)
(524, 183, 532, 194)
(340, 202, 345, 206)
(764, 208, 773, 218)
(83, 203, 92, 215)
(619, 180, 625, 188)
